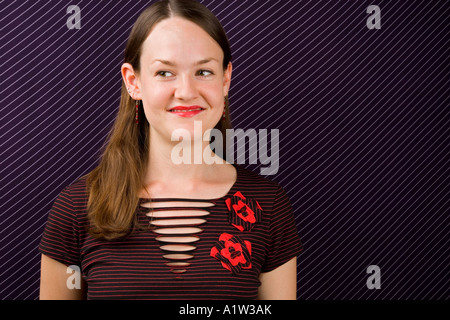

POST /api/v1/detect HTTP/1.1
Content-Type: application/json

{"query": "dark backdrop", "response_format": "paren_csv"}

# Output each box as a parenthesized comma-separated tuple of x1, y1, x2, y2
(0, 0, 448, 300)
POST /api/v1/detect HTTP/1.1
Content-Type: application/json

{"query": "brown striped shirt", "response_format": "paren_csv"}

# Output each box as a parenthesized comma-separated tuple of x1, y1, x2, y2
(39, 165, 302, 300)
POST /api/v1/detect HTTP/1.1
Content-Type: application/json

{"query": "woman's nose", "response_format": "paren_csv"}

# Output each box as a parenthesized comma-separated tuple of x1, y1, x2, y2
(174, 75, 198, 101)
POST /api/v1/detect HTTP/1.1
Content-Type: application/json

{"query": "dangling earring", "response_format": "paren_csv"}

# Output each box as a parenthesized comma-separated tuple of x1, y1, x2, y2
(135, 100, 140, 125)
(127, 88, 139, 125)
(223, 97, 227, 119)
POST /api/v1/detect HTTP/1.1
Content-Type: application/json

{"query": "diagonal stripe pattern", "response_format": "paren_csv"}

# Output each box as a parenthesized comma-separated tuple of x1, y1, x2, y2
(0, 0, 448, 300)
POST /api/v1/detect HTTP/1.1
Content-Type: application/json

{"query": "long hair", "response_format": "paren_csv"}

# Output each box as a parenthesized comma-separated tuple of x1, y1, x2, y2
(85, 0, 232, 240)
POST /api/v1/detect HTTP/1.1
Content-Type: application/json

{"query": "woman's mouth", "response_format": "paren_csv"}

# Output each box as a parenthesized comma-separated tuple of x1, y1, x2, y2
(168, 106, 205, 118)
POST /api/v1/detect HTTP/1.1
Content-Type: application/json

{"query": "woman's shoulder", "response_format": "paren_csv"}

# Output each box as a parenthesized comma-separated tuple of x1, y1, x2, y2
(55, 176, 89, 206)
(233, 165, 288, 207)
(230, 165, 295, 226)
(61, 176, 88, 192)
(235, 164, 284, 191)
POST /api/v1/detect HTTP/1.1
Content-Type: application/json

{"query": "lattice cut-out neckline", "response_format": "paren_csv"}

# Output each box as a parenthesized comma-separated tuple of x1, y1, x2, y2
(141, 199, 215, 277)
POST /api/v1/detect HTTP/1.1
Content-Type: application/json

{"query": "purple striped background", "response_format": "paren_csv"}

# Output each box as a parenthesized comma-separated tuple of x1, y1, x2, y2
(0, 0, 448, 300)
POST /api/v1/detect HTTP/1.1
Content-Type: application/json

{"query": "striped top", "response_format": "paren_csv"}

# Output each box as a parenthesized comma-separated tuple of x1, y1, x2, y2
(39, 165, 302, 300)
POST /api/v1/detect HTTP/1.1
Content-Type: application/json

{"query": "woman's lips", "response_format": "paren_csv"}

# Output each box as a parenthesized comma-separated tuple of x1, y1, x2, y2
(168, 105, 205, 118)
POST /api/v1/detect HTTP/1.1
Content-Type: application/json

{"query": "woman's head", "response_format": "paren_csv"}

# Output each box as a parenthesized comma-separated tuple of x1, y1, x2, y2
(122, 0, 233, 143)
(86, 0, 232, 240)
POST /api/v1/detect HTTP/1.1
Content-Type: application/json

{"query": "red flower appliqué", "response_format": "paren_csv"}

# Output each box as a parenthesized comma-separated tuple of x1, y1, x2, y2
(225, 191, 262, 231)
(210, 233, 252, 274)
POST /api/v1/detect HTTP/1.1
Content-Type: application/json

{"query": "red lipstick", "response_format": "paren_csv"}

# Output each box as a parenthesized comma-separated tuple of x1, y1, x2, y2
(168, 105, 205, 118)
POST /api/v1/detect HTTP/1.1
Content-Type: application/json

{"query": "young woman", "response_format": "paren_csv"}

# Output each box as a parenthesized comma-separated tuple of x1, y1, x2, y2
(39, 0, 302, 300)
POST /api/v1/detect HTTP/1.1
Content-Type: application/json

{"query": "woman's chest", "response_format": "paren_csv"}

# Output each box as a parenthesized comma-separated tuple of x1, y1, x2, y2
(79, 199, 271, 299)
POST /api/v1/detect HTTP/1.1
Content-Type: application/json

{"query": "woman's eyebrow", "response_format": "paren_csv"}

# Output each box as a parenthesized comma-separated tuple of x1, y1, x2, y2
(195, 58, 218, 65)
(152, 58, 218, 66)
(153, 59, 176, 66)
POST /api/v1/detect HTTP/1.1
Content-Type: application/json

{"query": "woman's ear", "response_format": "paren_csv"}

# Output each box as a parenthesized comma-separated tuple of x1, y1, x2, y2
(223, 62, 232, 97)
(121, 63, 141, 99)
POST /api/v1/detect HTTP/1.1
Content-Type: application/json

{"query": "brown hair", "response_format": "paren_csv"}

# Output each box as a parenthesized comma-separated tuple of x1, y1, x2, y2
(85, 0, 232, 240)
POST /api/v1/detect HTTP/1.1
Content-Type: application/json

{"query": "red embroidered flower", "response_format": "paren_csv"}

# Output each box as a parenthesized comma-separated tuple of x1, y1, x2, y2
(210, 233, 252, 274)
(225, 191, 262, 231)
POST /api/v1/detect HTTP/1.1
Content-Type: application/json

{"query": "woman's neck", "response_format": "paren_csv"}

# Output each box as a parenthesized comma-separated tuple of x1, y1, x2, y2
(141, 130, 234, 198)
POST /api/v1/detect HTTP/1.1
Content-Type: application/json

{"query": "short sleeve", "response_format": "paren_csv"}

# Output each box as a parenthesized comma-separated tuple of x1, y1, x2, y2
(262, 185, 303, 272)
(39, 185, 81, 267)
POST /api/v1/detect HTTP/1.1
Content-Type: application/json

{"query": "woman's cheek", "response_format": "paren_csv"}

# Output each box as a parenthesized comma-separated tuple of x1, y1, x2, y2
(144, 86, 173, 111)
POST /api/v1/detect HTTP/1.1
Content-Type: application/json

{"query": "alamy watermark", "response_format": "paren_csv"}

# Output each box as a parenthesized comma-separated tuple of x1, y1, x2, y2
(366, 5, 381, 30)
(171, 121, 279, 175)
(67, 5, 381, 31)
(66, 265, 81, 289)
(66, 5, 81, 29)
(366, 265, 381, 289)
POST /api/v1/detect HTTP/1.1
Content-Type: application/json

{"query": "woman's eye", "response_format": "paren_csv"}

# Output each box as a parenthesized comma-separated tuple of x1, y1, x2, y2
(197, 70, 213, 77)
(156, 71, 174, 77)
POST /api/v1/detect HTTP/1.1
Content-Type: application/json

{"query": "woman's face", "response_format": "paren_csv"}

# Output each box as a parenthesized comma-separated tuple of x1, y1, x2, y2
(129, 17, 232, 143)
